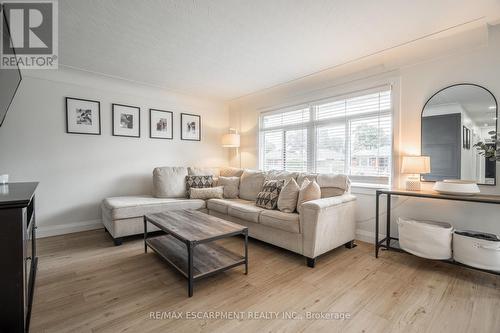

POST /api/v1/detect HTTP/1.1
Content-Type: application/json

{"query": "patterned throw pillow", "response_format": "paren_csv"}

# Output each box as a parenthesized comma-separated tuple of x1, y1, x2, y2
(255, 180, 285, 210)
(186, 175, 214, 197)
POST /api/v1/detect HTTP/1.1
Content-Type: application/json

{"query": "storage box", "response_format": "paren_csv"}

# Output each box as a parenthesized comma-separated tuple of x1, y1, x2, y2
(453, 230, 500, 272)
(397, 217, 453, 260)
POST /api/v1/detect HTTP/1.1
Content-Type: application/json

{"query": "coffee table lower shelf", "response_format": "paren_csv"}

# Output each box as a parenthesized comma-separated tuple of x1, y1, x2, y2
(146, 234, 246, 281)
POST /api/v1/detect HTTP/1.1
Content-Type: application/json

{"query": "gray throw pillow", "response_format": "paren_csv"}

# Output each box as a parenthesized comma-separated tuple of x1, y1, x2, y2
(218, 176, 240, 199)
(185, 175, 214, 198)
(255, 180, 285, 210)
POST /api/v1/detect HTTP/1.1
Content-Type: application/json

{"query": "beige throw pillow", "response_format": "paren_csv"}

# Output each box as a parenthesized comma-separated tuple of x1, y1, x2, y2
(239, 169, 266, 201)
(277, 178, 300, 213)
(218, 176, 240, 199)
(189, 186, 224, 200)
(297, 179, 321, 213)
(153, 167, 188, 198)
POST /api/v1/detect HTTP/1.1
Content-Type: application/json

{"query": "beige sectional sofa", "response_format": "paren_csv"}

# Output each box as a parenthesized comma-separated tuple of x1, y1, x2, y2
(101, 166, 357, 267)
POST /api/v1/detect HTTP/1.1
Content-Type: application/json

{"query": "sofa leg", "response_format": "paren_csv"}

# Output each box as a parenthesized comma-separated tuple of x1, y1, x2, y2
(113, 237, 123, 246)
(306, 257, 316, 268)
(345, 240, 357, 249)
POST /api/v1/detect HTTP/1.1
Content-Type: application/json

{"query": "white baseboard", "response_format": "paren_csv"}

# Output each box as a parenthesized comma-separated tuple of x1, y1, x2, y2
(37, 219, 103, 238)
(355, 229, 386, 244)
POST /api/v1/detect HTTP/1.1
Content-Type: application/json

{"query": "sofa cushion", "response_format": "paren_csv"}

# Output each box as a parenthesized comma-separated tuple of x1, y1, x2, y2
(153, 167, 188, 198)
(321, 187, 346, 198)
(259, 210, 300, 234)
(206, 198, 250, 214)
(255, 179, 285, 210)
(227, 201, 264, 223)
(317, 174, 350, 192)
(218, 176, 240, 199)
(188, 167, 220, 177)
(239, 169, 266, 201)
(297, 173, 318, 187)
(102, 195, 206, 220)
(186, 175, 214, 197)
(297, 179, 321, 213)
(278, 178, 300, 213)
(220, 167, 244, 177)
(190, 186, 224, 200)
(265, 170, 299, 182)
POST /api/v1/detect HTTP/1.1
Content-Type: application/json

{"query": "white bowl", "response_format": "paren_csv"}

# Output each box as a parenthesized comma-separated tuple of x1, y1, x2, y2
(433, 180, 480, 196)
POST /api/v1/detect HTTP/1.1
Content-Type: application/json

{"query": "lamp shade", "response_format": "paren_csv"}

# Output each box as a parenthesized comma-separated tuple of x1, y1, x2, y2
(221, 133, 240, 148)
(401, 156, 431, 174)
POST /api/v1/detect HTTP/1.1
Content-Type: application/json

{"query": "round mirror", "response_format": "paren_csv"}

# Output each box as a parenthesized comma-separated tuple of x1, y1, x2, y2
(421, 84, 497, 185)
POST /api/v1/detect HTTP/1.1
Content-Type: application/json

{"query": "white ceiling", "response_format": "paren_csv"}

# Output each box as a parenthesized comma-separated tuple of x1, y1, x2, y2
(59, 0, 500, 101)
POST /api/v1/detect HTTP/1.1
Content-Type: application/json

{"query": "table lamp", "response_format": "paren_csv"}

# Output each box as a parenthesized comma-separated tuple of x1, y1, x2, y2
(401, 156, 431, 191)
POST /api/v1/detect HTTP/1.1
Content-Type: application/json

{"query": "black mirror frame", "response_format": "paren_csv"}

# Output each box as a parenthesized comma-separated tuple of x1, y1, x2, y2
(420, 83, 498, 186)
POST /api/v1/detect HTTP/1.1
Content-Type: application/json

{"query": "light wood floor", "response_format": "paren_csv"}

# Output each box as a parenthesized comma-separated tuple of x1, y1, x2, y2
(31, 229, 500, 333)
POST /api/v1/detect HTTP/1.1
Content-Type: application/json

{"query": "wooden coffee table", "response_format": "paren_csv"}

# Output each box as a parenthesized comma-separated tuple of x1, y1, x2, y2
(143, 210, 248, 297)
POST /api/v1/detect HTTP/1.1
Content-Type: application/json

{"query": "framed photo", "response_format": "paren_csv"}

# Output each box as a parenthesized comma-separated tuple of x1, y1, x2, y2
(466, 128, 471, 150)
(150, 109, 173, 139)
(112, 104, 141, 138)
(180, 113, 201, 141)
(463, 126, 467, 149)
(66, 97, 101, 135)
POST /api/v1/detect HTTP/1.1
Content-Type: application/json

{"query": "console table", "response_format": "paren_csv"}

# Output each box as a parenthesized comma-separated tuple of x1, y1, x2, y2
(0, 182, 38, 332)
(375, 188, 500, 275)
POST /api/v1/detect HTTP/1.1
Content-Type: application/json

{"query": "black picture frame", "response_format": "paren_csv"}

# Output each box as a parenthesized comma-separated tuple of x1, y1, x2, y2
(466, 128, 471, 150)
(180, 113, 201, 141)
(149, 109, 173, 140)
(462, 126, 467, 149)
(112, 103, 141, 138)
(65, 97, 101, 135)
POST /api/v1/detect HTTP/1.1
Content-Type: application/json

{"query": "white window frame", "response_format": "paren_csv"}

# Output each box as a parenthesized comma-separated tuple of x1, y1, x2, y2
(259, 85, 394, 186)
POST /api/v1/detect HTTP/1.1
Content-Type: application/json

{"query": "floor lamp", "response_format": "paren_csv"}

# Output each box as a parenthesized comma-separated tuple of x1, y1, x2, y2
(222, 128, 241, 167)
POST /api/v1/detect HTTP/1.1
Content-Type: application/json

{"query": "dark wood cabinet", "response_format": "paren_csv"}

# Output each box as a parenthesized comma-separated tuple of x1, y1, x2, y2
(0, 182, 38, 333)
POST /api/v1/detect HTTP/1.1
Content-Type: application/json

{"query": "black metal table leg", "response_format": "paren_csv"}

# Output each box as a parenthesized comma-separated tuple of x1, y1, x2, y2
(143, 216, 148, 253)
(375, 191, 380, 258)
(188, 242, 194, 297)
(386, 193, 391, 250)
(244, 230, 248, 275)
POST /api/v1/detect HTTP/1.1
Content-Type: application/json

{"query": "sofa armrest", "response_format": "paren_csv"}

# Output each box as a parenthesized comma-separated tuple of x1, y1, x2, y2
(300, 194, 357, 258)
(301, 194, 356, 211)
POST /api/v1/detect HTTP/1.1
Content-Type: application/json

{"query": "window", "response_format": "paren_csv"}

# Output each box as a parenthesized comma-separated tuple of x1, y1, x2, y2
(260, 87, 392, 185)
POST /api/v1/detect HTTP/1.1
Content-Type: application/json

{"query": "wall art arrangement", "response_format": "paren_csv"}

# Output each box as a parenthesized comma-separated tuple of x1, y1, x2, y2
(64, 97, 200, 141)
(66, 97, 101, 135)
(180, 113, 201, 141)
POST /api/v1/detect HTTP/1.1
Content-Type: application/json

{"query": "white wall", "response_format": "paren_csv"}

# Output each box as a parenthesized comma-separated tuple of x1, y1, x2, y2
(0, 67, 229, 237)
(228, 24, 500, 243)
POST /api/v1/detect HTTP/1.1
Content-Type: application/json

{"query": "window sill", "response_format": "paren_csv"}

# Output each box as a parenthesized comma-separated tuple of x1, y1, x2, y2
(351, 182, 389, 189)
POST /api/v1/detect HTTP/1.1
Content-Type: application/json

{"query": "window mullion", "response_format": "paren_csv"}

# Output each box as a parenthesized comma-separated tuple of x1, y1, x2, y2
(308, 106, 315, 173)
(282, 130, 286, 171)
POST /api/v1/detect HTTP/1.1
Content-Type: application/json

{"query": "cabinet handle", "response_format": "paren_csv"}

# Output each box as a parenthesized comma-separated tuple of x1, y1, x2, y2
(26, 256, 32, 261)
